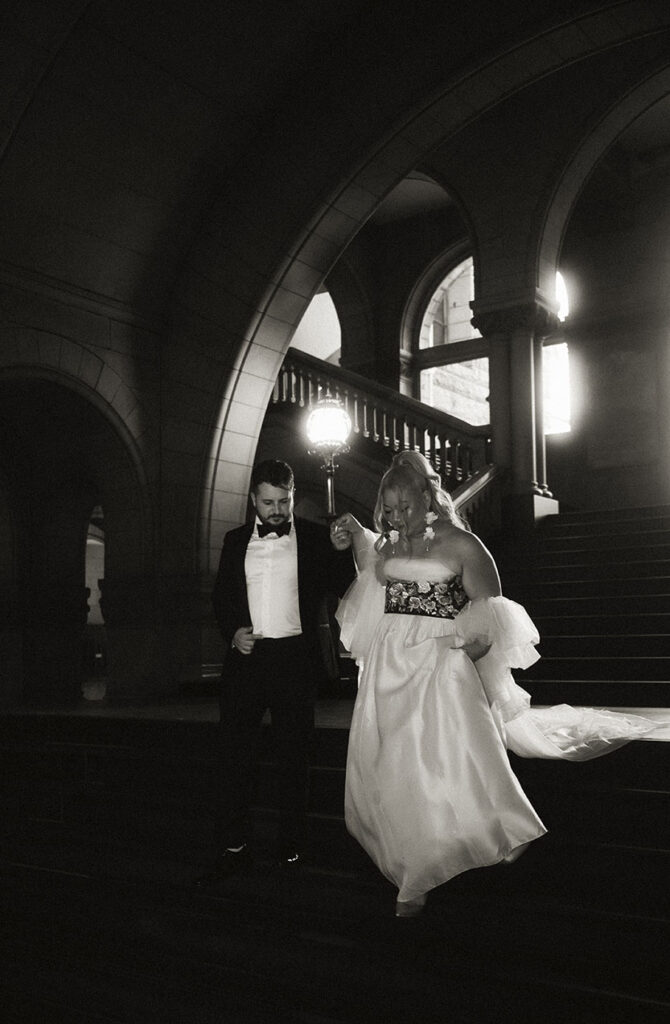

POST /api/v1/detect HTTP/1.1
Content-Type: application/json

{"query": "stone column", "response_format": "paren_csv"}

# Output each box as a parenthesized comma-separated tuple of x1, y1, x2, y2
(533, 333, 552, 496)
(472, 301, 559, 529)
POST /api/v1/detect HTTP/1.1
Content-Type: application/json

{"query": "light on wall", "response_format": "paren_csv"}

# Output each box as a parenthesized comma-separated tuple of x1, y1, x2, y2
(305, 390, 352, 521)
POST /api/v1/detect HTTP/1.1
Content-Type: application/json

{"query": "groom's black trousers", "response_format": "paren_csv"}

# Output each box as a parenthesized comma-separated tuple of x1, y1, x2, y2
(217, 634, 315, 854)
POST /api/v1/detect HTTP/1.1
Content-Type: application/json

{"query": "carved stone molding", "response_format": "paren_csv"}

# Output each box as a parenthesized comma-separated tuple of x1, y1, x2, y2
(471, 302, 560, 339)
(399, 349, 413, 378)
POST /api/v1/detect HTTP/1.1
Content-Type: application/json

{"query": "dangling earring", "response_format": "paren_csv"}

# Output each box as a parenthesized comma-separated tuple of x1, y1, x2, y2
(423, 511, 437, 551)
(387, 528, 400, 554)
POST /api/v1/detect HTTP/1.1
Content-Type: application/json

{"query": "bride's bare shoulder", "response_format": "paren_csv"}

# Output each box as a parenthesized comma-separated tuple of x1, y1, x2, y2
(434, 521, 489, 556)
(434, 520, 473, 543)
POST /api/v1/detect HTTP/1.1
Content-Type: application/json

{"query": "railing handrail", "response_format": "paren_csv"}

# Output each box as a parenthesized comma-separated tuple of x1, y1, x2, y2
(452, 464, 500, 508)
(273, 350, 502, 537)
(280, 349, 490, 444)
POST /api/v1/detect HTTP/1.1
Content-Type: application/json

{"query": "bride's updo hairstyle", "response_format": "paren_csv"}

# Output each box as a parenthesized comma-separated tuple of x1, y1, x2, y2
(372, 450, 469, 553)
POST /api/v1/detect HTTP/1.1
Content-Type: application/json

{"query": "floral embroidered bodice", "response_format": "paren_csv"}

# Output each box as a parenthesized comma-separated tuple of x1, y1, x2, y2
(383, 557, 469, 619)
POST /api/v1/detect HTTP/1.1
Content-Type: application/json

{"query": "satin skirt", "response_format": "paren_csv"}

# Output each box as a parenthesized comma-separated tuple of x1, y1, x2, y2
(344, 612, 547, 902)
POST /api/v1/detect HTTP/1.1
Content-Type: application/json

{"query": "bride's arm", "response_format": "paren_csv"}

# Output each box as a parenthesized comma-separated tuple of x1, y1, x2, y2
(457, 531, 502, 662)
(330, 512, 378, 570)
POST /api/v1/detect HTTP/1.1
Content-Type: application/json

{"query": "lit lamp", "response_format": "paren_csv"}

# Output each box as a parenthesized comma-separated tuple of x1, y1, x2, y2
(305, 390, 352, 521)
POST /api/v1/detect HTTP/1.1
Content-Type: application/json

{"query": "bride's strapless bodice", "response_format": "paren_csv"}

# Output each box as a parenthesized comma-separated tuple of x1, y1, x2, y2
(383, 556, 469, 619)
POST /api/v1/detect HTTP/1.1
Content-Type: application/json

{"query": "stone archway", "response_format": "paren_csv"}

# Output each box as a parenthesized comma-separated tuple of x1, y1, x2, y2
(197, 4, 670, 577)
(539, 68, 670, 297)
(0, 370, 154, 702)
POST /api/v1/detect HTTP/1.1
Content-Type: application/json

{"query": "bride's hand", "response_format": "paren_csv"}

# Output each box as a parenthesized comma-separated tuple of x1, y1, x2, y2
(330, 512, 363, 550)
(462, 639, 491, 663)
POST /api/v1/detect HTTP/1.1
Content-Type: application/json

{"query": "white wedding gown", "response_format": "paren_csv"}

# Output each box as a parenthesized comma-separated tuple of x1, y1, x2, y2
(336, 535, 662, 904)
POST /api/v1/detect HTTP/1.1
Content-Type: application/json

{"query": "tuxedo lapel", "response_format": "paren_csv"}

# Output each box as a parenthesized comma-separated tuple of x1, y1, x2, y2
(294, 518, 314, 595)
(232, 522, 254, 617)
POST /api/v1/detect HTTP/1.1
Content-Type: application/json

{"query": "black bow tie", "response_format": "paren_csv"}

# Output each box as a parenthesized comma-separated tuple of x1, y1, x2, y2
(258, 521, 291, 538)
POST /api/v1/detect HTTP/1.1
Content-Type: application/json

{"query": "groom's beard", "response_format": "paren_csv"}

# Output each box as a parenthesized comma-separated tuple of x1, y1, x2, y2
(258, 513, 290, 527)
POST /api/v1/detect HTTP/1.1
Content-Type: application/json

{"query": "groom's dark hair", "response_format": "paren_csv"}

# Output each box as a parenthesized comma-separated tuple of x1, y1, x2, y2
(250, 459, 295, 492)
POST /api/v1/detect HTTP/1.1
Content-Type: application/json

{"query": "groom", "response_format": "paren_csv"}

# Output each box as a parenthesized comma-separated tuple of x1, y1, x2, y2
(197, 459, 355, 884)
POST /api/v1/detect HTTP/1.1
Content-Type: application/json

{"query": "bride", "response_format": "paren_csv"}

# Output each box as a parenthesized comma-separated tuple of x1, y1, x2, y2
(330, 451, 659, 918)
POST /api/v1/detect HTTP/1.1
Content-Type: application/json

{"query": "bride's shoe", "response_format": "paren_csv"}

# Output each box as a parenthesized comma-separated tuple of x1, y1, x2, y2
(395, 894, 427, 918)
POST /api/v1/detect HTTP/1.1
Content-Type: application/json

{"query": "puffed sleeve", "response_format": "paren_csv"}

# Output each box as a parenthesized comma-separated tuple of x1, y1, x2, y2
(335, 529, 385, 667)
(453, 596, 540, 724)
(455, 596, 661, 759)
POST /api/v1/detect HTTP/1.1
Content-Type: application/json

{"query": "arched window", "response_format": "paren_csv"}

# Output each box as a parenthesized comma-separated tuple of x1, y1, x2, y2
(289, 291, 341, 363)
(544, 271, 571, 435)
(417, 258, 571, 434)
(416, 257, 488, 425)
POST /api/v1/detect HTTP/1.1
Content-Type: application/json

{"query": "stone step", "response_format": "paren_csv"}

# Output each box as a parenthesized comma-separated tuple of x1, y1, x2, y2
(540, 541, 670, 564)
(503, 559, 670, 584)
(541, 504, 670, 526)
(533, 613, 670, 636)
(537, 634, 670, 658)
(510, 577, 670, 598)
(542, 514, 670, 537)
(521, 654, 670, 681)
(49, 764, 670, 854)
(545, 532, 670, 557)
(2, 713, 669, 859)
(510, 586, 670, 610)
(520, 677, 670, 707)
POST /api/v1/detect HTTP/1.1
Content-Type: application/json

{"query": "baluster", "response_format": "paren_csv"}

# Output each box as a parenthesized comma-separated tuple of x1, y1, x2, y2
(373, 406, 380, 443)
(452, 440, 462, 482)
(464, 446, 474, 479)
(432, 434, 442, 474)
(382, 411, 389, 447)
(289, 367, 297, 404)
(400, 415, 409, 451)
(460, 443, 468, 482)
(426, 429, 436, 466)
(443, 438, 452, 481)
(298, 367, 306, 407)
(439, 436, 449, 478)
(390, 415, 400, 451)
(363, 399, 370, 438)
(353, 395, 361, 434)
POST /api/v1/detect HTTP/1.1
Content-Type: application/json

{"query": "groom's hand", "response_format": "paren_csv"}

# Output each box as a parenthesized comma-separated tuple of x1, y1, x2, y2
(233, 626, 262, 654)
(330, 513, 362, 550)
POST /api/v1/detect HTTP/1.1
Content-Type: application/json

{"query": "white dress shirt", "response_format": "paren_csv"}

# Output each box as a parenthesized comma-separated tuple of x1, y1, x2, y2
(244, 517, 302, 638)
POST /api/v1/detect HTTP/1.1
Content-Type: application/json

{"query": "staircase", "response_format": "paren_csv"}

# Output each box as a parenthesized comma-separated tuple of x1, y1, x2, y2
(273, 350, 492, 487)
(503, 504, 670, 708)
(0, 700, 669, 1023)
(2, 506, 670, 1022)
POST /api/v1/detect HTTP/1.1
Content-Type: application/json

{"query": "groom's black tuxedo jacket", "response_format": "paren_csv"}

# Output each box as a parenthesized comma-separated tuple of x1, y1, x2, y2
(212, 516, 355, 673)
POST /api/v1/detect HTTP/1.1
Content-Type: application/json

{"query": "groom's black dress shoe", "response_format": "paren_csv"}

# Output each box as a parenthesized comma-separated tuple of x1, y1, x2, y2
(193, 847, 252, 887)
(277, 849, 304, 870)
